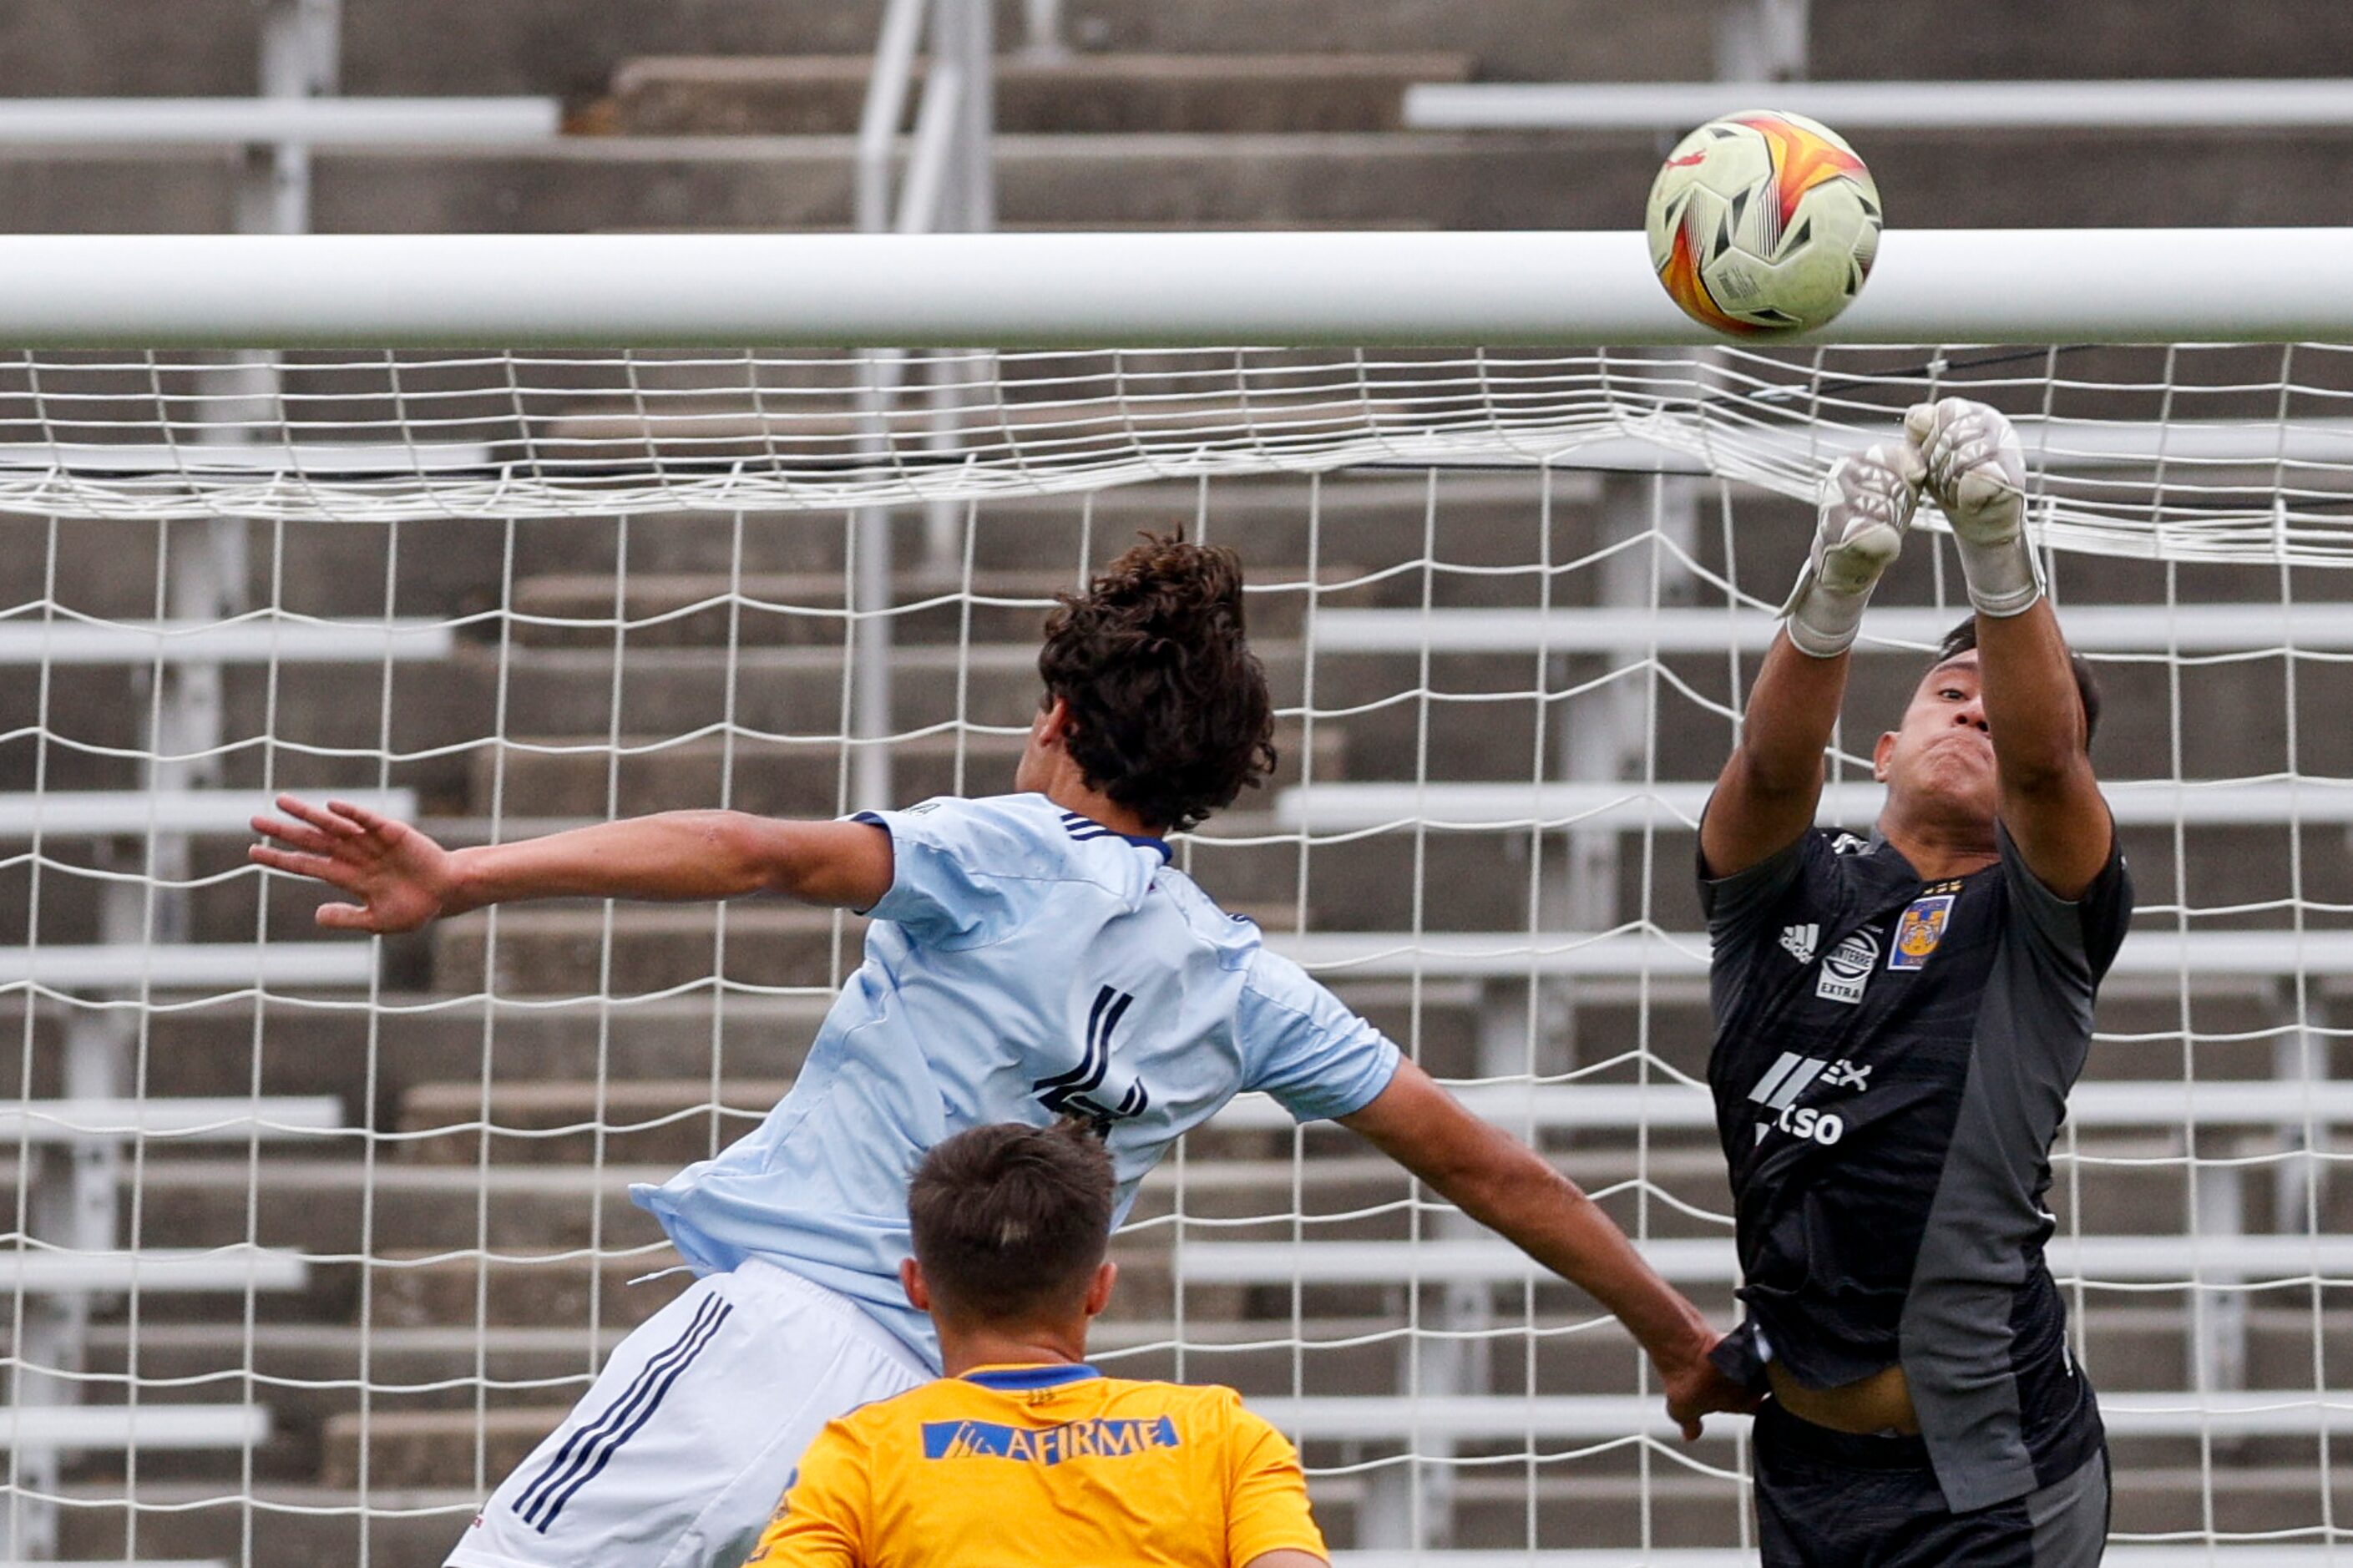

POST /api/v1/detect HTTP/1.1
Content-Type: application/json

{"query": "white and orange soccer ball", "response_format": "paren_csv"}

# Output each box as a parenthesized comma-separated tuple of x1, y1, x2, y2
(1644, 110, 1881, 335)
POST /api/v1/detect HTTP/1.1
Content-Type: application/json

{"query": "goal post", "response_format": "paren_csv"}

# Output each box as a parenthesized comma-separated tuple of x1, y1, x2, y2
(0, 233, 2345, 1562)
(0, 228, 2350, 346)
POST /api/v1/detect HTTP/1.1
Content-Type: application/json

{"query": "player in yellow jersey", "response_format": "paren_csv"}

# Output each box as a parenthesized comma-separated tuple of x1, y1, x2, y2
(743, 1120, 1326, 1568)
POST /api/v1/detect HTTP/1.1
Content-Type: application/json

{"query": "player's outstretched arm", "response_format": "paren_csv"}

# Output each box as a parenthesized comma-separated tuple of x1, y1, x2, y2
(249, 795, 894, 933)
(1339, 1062, 1754, 1439)
(1702, 442, 1922, 877)
(1909, 398, 2112, 898)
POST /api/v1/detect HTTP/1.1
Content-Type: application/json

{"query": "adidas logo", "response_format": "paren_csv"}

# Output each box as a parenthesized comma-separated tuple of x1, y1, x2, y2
(1748, 1052, 1829, 1112)
(1779, 923, 1819, 964)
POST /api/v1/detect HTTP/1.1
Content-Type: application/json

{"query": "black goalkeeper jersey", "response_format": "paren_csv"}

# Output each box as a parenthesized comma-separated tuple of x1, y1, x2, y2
(1699, 822, 2132, 1514)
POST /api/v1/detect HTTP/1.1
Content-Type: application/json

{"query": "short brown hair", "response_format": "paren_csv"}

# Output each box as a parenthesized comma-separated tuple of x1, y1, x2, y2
(907, 1121, 1116, 1323)
(1038, 533, 1278, 833)
(1935, 615, 2103, 743)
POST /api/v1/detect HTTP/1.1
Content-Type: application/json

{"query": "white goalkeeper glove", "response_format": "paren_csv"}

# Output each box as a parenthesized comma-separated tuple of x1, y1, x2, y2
(1781, 441, 1924, 659)
(1906, 397, 2042, 617)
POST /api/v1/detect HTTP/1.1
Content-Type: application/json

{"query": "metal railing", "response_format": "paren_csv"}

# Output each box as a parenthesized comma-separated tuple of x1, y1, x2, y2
(851, 0, 999, 808)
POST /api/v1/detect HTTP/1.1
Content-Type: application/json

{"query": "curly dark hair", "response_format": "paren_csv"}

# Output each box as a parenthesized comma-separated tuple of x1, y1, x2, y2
(1036, 533, 1277, 833)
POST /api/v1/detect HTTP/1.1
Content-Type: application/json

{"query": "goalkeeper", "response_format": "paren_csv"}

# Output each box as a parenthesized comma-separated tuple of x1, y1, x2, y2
(252, 534, 1748, 1568)
(741, 1119, 1328, 1568)
(1699, 400, 2129, 1565)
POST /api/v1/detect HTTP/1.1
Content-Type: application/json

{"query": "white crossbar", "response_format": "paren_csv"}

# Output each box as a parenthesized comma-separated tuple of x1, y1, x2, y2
(1179, 1235, 2353, 1287)
(1403, 78, 2353, 132)
(0, 620, 453, 665)
(0, 98, 560, 147)
(0, 945, 375, 990)
(0, 1097, 342, 1142)
(1273, 779, 2353, 833)
(0, 790, 412, 837)
(1309, 604, 2353, 656)
(1272, 928, 2353, 984)
(0, 1403, 266, 1450)
(0, 1247, 305, 1293)
(1212, 1079, 2353, 1135)
(4, 230, 2353, 349)
(1252, 1392, 2353, 1441)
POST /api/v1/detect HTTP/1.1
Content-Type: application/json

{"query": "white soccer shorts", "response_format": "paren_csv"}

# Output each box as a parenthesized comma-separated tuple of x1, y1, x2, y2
(445, 1258, 932, 1568)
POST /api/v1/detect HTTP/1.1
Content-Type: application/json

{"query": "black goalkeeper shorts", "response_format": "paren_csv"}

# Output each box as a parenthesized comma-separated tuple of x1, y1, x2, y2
(1753, 1400, 2109, 1567)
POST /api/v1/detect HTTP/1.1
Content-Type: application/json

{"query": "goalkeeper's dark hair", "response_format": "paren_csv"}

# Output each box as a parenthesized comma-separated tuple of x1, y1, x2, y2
(907, 1121, 1116, 1323)
(1037, 532, 1277, 832)
(1936, 616, 2103, 743)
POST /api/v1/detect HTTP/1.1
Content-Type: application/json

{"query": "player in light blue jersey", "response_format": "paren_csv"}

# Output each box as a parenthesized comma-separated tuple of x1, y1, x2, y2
(253, 535, 1749, 1568)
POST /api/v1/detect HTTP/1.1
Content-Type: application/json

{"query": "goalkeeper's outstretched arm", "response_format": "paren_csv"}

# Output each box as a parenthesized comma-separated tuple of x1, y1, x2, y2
(248, 796, 895, 933)
(1701, 442, 1921, 878)
(1909, 397, 2113, 898)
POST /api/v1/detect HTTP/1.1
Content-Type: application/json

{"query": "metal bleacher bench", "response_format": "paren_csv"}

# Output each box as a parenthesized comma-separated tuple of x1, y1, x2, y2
(0, 97, 559, 147)
(0, 787, 412, 838)
(1304, 603, 2353, 657)
(1338, 1550, 2347, 1568)
(1275, 778, 2353, 836)
(1401, 78, 2353, 133)
(0, 618, 453, 665)
(1211, 1079, 2353, 1137)
(1180, 1234, 2353, 1291)
(1268, 927, 2353, 997)
(0, 1403, 269, 1452)
(0, 1245, 306, 1294)
(1260, 1390, 2353, 1444)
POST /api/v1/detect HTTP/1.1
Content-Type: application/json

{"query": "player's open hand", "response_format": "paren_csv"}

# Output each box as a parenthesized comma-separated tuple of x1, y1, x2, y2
(1906, 397, 2027, 546)
(1813, 440, 1925, 595)
(248, 794, 459, 933)
(1660, 1339, 1763, 1442)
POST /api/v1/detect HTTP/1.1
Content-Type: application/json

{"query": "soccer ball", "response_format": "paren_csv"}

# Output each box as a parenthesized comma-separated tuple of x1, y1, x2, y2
(1644, 110, 1881, 335)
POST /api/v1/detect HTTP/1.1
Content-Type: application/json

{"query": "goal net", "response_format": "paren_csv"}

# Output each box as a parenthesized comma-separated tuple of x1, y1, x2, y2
(0, 326, 2345, 1565)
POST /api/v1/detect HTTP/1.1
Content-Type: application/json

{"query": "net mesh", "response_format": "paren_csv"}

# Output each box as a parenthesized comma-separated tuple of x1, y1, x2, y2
(3, 343, 2353, 559)
(0, 341, 2344, 1561)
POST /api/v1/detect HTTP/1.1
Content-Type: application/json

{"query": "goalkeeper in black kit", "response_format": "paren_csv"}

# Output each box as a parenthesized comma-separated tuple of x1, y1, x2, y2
(1698, 398, 2130, 1565)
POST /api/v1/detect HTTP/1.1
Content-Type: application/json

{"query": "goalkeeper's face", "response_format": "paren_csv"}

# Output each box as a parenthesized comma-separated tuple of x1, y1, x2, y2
(1874, 651, 1998, 828)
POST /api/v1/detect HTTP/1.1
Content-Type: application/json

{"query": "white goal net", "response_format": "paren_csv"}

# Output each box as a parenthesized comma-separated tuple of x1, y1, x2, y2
(0, 333, 2345, 1565)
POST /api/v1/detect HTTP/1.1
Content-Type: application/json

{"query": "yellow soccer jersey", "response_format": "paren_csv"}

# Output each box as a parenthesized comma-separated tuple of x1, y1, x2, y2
(742, 1363, 1325, 1568)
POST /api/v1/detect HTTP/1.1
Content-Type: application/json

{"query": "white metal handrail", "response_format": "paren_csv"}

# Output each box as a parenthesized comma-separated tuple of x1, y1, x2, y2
(1405, 78, 2353, 133)
(0, 97, 559, 148)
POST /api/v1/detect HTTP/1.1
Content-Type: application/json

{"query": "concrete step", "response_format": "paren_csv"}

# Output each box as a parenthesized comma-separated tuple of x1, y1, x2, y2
(129, 1158, 681, 1256)
(503, 565, 1349, 649)
(429, 903, 870, 996)
(597, 53, 1473, 135)
(455, 722, 1342, 818)
(394, 1077, 789, 1168)
(495, 473, 1589, 581)
(17, 129, 2353, 233)
(370, 1247, 695, 1333)
(0, 2, 1657, 101)
(322, 1406, 559, 1491)
(0, 993, 837, 1110)
(427, 896, 1306, 996)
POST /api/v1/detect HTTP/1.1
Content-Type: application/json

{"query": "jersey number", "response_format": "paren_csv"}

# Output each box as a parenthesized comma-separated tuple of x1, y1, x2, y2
(1033, 985, 1151, 1136)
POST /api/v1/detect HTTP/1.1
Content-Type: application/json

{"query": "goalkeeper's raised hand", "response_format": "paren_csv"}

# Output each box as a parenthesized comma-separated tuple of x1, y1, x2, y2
(249, 795, 462, 933)
(1907, 396, 2041, 617)
(1781, 440, 1925, 658)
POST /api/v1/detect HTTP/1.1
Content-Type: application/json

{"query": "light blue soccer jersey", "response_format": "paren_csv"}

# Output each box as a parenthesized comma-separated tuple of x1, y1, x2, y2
(630, 792, 1402, 1366)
